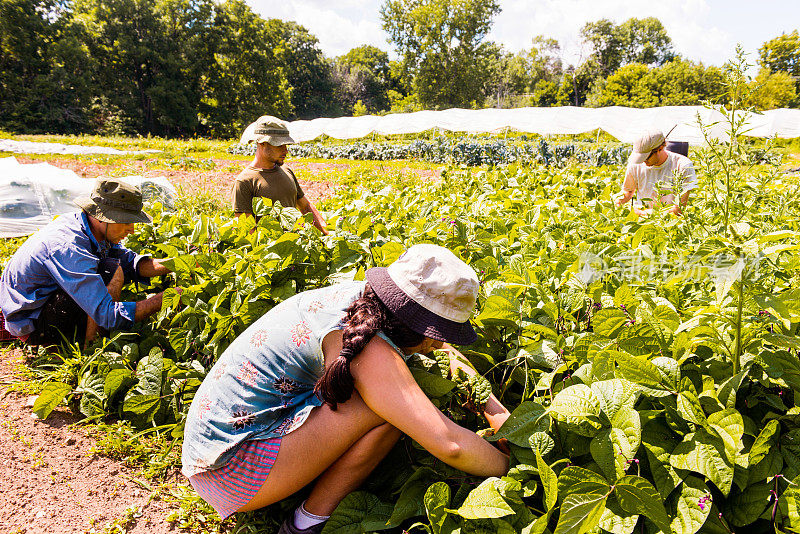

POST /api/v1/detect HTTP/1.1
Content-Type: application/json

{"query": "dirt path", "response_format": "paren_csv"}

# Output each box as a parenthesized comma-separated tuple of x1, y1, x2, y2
(0, 348, 188, 534)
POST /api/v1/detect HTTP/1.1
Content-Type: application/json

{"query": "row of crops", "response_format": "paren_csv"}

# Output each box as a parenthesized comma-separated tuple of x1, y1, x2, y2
(23, 134, 800, 533)
(228, 137, 631, 167)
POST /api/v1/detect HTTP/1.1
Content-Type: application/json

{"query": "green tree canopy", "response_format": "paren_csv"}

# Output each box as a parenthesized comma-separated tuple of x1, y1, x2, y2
(759, 30, 800, 106)
(0, 0, 92, 133)
(268, 19, 338, 119)
(381, 0, 501, 109)
(759, 30, 800, 77)
(585, 59, 725, 108)
(333, 45, 394, 114)
(198, 0, 292, 137)
(580, 17, 674, 78)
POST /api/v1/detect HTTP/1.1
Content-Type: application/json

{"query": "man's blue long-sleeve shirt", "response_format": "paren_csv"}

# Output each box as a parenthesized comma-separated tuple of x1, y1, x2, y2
(0, 212, 151, 336)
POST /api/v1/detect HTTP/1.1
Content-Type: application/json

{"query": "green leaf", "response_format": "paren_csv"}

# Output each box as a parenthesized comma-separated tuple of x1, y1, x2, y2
(557, 465, 610, 496)
(612, 351, 673, 393)
(749, 420, 779, 467)
(476, 286, 522, 328)
(590, 407, 641, 480)
(677, 390, 707, 426)
(643, 428, 682, 498)
(410, 369, 455, 398)
(755, 288, 800, 329)
(553, 492, 608, 534)
(777, 475, 800, 530)
(613, 475, 671, 533)
(132, 347, 164, 396)
(489, 401, 548, 446)
(592, 309, 629, 338)
(667, 476, 711, 534)
(32, 382, 72, 420)
(122, 395, 161, 418)
(536, 449, 558, 511)
(590, 379, 640, 421)
(104, 368, 133, 399)
(388, 468, 436, 526)
(323, 491, 393, 534)
(452, 478, 514, 519)
(727, 482, 771, 527)
(424, 482, 452, 534)
(548, 384, 603, 437)
(598, 496, 638, 534)
(707, 408, 744, 464)
(670, 429, 734, 495)
(528, 431, 555, 457)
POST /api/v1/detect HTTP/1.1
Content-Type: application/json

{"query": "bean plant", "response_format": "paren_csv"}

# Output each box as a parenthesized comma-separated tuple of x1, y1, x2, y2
(22, 129, 800, 533)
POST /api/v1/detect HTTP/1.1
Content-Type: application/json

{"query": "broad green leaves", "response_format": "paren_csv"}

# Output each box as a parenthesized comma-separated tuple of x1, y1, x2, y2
(489, 401, 548, 447)
(32, 382, 72, 420)
(670, 429, 735, 495)
(323, 492, 394, 534)
(452, 478, 514, 519)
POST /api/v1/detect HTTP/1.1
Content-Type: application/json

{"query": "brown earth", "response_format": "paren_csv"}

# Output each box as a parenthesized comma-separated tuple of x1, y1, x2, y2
(0, 348, 183, 534)
(12, 156, 441, 207)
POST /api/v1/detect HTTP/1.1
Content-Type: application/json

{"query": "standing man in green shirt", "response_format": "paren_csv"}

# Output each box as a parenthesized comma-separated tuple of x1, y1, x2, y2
(232, 116, 329, 235)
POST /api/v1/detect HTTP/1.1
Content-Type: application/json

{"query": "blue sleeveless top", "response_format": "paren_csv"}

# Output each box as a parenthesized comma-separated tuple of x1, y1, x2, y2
(181, 281, 408, 477)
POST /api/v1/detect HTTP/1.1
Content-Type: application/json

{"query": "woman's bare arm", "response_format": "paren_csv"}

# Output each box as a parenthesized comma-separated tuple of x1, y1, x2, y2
(349, 337, 509, 477)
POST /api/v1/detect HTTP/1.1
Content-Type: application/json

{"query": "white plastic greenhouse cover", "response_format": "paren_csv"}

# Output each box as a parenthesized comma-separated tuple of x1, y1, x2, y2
(0, 139, 160, 155)
(240, 106, 800, 144)
(0, 157, 177, 238)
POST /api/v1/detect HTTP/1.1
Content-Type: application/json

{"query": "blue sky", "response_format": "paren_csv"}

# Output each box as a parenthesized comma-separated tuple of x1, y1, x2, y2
(246, 0, 799, 68)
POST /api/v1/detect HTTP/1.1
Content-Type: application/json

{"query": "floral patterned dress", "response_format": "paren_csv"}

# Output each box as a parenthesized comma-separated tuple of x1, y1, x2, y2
(181, 280, 407, 478)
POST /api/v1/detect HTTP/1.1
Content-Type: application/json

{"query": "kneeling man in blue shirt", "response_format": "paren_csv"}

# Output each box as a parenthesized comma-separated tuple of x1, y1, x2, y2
(0, 179, 177, 347)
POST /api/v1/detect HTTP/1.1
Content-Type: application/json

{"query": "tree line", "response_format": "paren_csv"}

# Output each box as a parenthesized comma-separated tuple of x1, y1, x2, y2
(1, 0, 798, 138)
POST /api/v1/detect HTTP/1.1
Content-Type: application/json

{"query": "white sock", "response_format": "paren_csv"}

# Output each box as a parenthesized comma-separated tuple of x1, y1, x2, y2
(293, 501, 330, 530)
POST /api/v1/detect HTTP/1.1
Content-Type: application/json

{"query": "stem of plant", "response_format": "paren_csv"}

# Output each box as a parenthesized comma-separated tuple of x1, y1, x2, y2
(734, 268, 745, 375)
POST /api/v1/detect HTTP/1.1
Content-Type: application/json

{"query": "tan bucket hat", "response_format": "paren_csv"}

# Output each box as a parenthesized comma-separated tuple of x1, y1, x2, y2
(74, 179, 151, 224)
(243, 116, 295, 146)
(365, 244, 479, 345)
(629, 129, 666, 164)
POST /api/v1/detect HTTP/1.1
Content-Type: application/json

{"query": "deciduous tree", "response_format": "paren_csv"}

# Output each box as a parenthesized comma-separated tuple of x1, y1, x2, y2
(381, 0, 501, 109)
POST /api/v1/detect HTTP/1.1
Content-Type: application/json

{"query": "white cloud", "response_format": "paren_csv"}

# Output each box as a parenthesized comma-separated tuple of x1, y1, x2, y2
(488, 0, 734, 66)
(248, 0, 386, 57)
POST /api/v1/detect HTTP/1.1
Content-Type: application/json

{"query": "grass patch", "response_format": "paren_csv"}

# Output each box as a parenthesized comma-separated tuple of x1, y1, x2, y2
(88, 421, 181, 480)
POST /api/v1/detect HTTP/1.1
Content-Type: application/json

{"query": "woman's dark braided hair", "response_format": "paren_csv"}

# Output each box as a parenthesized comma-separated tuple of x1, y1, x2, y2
(314, 284, 425, 410)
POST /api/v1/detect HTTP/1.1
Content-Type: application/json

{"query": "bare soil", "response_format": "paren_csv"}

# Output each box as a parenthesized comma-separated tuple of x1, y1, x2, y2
(0, 348, 181, 534)
(12, 156, 441, 207)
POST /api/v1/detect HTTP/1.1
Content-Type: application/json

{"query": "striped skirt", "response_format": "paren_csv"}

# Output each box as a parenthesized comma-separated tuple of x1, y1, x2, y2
(189, 438, 282, 519)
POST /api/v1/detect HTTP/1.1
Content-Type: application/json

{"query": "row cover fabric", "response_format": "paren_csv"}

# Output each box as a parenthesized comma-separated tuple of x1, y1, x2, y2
(240, 106, 800, 145)
(0, 157, 176, 238)
(0, 139, 160, 156)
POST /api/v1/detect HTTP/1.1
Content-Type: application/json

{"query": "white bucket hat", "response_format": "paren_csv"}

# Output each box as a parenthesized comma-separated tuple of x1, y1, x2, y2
(365, 244, 479, 345)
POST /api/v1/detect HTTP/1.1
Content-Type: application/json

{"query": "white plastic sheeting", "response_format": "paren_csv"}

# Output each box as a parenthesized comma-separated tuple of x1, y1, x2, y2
(0, 157, 176, 238)
(0, 139, 160, 156)
(240, 106, 800, 144)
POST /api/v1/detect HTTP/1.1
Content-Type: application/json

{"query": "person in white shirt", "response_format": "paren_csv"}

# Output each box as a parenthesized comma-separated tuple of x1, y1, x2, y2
(615, 129, 697, 216)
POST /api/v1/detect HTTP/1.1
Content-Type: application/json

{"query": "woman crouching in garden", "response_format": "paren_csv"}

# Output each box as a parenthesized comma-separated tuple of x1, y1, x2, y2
(181, 244, 511, 534)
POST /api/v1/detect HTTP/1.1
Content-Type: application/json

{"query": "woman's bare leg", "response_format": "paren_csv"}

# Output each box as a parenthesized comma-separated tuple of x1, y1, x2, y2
(85, 266, 124, 347)
(303, 423, 401, 515)
(238, 391, 400, 514)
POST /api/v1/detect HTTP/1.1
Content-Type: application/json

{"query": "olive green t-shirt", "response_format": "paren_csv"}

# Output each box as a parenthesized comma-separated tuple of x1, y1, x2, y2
(231, 165, 305, 215)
